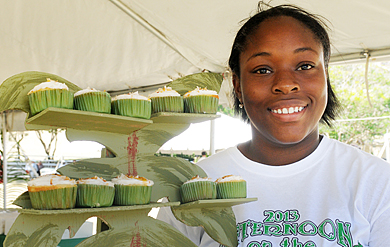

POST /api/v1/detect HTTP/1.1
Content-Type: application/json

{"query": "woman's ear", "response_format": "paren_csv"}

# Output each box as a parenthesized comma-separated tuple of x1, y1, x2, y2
(232, 73, 242, 102)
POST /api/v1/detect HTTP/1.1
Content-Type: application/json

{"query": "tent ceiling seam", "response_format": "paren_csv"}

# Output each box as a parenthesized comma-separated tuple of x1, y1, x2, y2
(109, 0, 199, 69)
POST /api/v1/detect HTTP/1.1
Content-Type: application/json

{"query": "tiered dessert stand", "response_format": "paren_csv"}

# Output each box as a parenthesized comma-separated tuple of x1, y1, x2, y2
(0, 71, 256, 247)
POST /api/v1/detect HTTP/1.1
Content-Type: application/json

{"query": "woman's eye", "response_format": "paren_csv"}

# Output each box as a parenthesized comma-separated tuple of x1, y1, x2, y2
(297, 64, 314, 71)
(254, 68, 271, 74)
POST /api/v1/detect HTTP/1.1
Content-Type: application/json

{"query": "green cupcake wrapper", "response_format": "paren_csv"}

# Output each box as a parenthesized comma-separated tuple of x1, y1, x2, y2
(29, 186, 77, 210)
(76, 184, 115, 208)
(74, 92, 111, 113)
(184, 95, 219, 114)
(111, 99, 151, 119)
(114, 184, 152, 206)
(28, 89, 74, 115)
(151, 96, 184, 113)
(217, 181, 247, 199)
(180, 181, 217, 203)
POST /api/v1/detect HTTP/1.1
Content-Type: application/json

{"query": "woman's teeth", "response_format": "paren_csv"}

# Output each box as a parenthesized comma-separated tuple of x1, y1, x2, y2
(272, 106, 304, 114)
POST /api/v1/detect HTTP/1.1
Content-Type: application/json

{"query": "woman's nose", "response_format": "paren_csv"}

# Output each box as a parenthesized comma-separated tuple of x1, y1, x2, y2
(271, 72, 300, 94)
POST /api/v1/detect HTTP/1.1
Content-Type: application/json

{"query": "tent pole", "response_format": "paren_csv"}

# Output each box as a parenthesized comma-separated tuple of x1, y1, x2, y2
(386, 133, 390, 162)
(2, 112, 7, 209)
(210, 120, 215, 155)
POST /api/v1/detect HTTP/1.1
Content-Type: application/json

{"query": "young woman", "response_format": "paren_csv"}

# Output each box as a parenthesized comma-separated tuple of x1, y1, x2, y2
(158, 4, 390, 247)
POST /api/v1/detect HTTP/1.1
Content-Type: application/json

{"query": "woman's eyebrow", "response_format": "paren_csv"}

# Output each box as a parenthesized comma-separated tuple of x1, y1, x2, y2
(246, 52, 270, 62)
(247, 47, 318, 62)
(294, 47, 318, 54)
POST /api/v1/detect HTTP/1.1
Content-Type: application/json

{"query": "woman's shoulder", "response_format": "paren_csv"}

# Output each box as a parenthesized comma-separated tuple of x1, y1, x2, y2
(197, 147, 239, 165)
(324, 136, 390, 177)
(196, 146, 241, 175)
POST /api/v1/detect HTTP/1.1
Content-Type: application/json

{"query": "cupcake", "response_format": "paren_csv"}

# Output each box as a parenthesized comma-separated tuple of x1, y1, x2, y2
(149, 86, 184, 113)
(184, 87, 219, 114)
(111, 92, 151, 119)
(180, 175, 217, 203)
(27, 174, 77, 210)
(112, 174, 154, 206)
(76, 176, 115, 208)
(74, 87, 111, 113)
(27, 78, 74, 115)
(216, 175, 247, 199)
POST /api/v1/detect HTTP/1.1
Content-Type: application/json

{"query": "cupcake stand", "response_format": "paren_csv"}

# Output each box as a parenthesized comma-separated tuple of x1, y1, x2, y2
(0, 71, 256, 247)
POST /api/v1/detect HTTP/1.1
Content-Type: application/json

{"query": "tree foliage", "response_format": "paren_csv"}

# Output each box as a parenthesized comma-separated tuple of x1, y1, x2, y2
(320, 61, 390, 151)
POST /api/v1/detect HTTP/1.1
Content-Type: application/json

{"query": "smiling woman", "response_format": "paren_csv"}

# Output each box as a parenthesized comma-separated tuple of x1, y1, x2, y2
(232, 15, 329, 165)
(157, 3, 390, 247)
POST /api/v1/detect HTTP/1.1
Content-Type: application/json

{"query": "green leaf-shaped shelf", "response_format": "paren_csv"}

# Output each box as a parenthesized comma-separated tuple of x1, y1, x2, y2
(174, 197, 257, 209)
(2, 71, 258, 247)
(25, 107, 153, 133)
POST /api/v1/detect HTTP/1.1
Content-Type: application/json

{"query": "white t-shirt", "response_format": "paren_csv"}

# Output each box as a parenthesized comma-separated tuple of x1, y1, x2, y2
(157, 136, 390, 247)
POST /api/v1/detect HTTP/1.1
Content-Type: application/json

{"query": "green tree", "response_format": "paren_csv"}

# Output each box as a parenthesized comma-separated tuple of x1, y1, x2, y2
(320, 61, 390, 153)
(217, 105, 234, 117)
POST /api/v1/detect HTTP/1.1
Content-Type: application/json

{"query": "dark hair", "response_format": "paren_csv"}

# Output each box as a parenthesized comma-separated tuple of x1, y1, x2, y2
(229, 3, 340, 126)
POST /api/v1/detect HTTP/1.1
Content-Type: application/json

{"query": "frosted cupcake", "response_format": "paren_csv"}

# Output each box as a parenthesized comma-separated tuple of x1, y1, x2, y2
(111, 92, 151, 119)
(74, 87, 111, 113)
(27, 78, 74, 115)
(112, 174, 154, 205)
(149, 86, 184, 113)
(180, 175, 217, 203)
(216, 175, 247, 199)
(76, 176, 115, 208)
(184, 87, 219, 114)
(27, 174, 77, 210)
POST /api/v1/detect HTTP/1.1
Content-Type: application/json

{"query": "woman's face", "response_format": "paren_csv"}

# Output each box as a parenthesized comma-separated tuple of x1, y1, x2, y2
(234, 16, 327, 146)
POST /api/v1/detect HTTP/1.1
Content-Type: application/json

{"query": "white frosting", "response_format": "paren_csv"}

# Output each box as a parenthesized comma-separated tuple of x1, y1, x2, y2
(28, 79, 69, 94)
(216, 175, 245, 183)
(77, 176, 114, 187)
(27, 174, 76, 187)
(183, 175, 214, 184)
(112, 92, 150, 101)
(74, 87, 104, 97)
(184, 87, 219, 98)
(111, 174, 154, 186)
(149, 86, 181, 98)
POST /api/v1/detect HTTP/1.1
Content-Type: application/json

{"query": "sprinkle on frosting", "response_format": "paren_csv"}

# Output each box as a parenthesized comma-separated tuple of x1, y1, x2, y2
(77, 176, 114, 187)
(183, 87, 219, 98)
(28, 78, 69, 95)
(149, 86, 181, 98)
(27, 174, 76, 187)
(74, 87, 105, 97)
(215, 175, 245, 183)
(112, 91, 150, 102)
(111, 174, 154, 186)
(183, 175, 214, 184)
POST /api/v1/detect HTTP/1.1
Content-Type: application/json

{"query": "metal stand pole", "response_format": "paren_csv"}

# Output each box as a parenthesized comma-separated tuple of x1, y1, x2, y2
(2, 112, 8, 209)
(210, 119, 215, 155)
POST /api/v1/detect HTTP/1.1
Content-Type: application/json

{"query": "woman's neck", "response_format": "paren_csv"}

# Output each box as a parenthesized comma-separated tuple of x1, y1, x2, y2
(238, 131, 322, 166)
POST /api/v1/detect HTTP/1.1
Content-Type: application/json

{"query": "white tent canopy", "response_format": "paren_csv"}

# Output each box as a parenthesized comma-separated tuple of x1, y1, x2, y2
(2, 0, 390, 96)
(2, 0, 390, 210)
